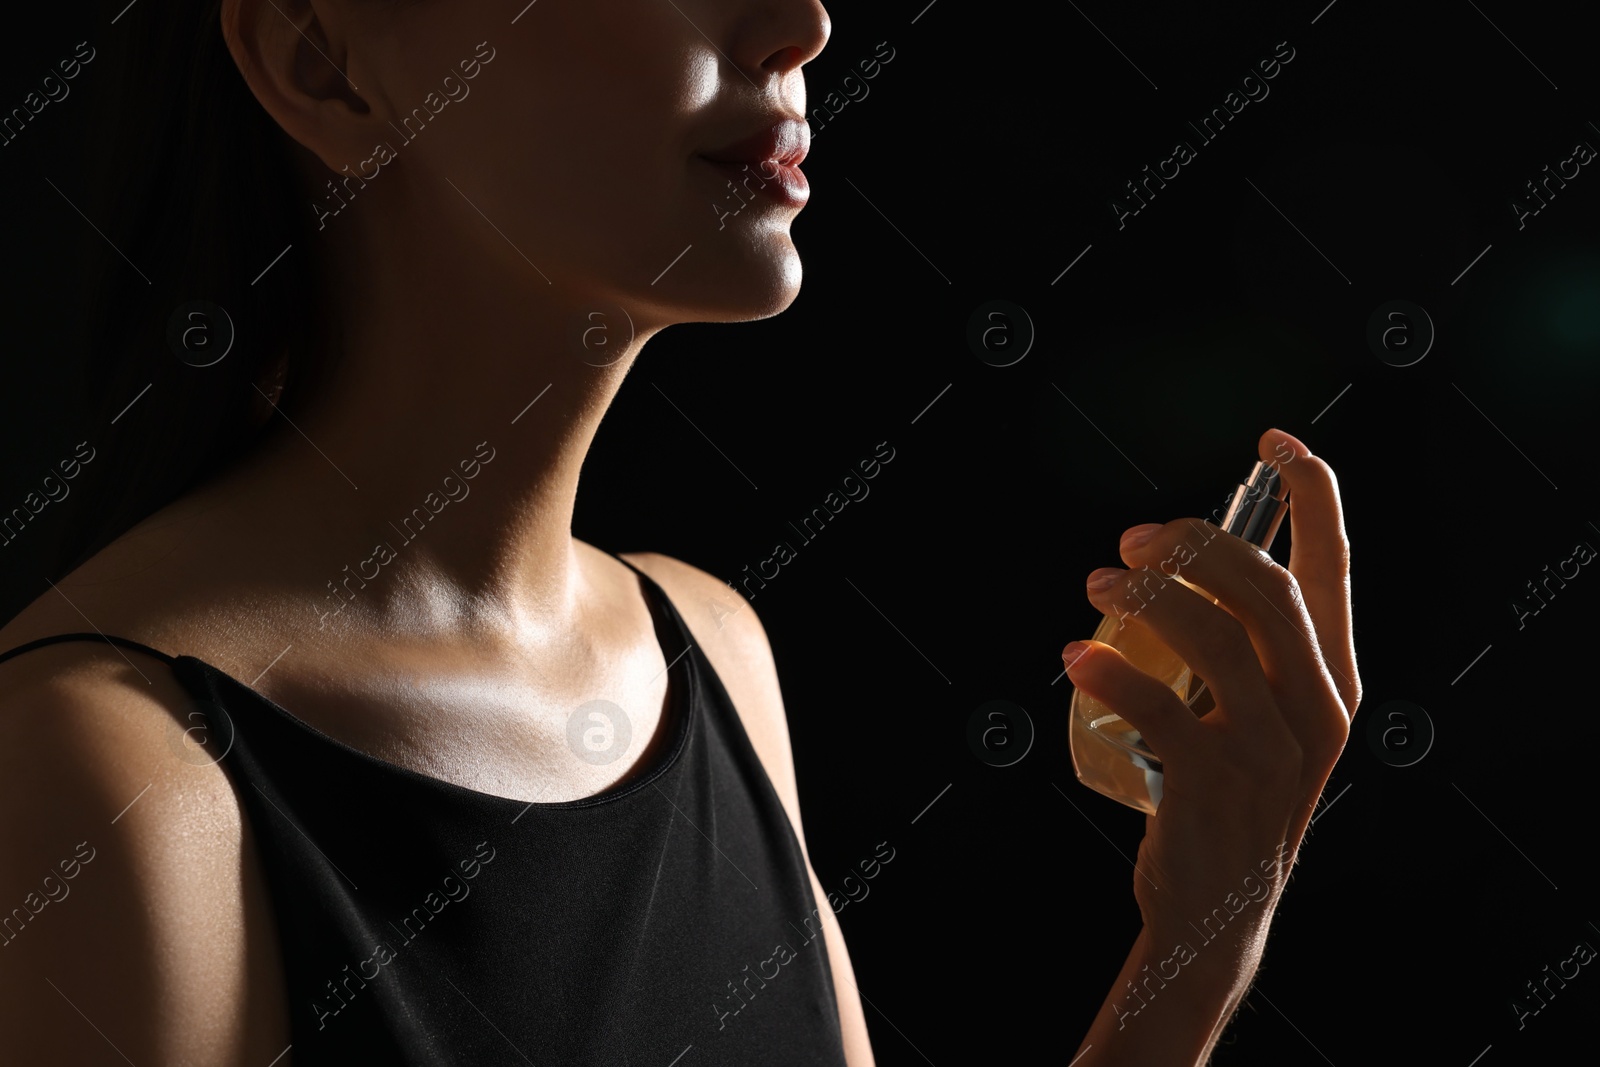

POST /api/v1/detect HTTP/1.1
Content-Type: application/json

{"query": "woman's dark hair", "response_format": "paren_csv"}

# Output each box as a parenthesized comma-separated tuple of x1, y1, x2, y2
(43, 0, 334, 585)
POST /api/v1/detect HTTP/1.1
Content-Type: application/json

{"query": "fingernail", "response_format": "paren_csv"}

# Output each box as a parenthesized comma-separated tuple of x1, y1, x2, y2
(1062, 641, 1089, 668)
(1120, 524, 1162, 551)
(1086, 568, 1123, 591)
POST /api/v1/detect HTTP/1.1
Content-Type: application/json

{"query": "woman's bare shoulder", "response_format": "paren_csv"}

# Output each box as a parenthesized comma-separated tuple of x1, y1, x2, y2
(0, 619, 289, 1063)
(0, 533, 248, 919)
(0, 527, 292, 1061)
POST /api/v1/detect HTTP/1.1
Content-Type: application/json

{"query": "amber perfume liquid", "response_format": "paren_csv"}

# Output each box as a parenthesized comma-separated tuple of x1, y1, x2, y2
(1068, 459, 1285, 814)
(1068, 576, 1218, 815)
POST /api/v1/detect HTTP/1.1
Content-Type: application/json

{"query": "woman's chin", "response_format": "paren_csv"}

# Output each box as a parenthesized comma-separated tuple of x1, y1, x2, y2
(649, 241, 804, 323)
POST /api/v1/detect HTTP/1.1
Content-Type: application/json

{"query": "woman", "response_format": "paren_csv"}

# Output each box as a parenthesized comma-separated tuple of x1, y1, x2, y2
(0, 0, 1359, 1063)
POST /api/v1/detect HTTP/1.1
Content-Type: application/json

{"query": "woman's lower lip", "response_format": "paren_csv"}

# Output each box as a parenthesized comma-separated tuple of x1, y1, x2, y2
(701, 157, 809, 208)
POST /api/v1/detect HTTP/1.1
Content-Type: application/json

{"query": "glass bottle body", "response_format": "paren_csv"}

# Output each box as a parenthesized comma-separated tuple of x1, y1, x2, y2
(1068, 574, 1217, 814)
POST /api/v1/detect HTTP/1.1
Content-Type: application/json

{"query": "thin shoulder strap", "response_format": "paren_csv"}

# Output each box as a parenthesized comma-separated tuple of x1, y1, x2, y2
(607, 548, 660, 585)
(0, 632, 179, 668)
(602, 548, 680, 618)
(604, 547, 638, 571)
(606, 550, 673, 604)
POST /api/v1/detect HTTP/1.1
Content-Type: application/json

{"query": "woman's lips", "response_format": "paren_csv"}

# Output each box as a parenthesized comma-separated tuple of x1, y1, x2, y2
(700, 156, 809, 209)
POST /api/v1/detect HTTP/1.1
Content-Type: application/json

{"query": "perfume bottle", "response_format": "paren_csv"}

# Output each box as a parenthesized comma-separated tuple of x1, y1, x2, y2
(1069, 460, 1289, 814)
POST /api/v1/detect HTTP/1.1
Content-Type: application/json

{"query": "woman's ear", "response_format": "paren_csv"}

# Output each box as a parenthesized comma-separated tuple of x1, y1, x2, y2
(220, 0, 384, 174)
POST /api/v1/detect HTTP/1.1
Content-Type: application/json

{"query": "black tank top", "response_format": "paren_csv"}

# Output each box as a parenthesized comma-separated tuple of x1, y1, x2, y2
(0, 553, 848, 1065)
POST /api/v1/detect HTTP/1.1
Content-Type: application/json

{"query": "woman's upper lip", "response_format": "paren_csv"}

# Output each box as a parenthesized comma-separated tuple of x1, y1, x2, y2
(699, 117, 810, 167)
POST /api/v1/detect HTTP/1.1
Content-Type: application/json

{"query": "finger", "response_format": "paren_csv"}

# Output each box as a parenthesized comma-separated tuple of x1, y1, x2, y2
(1259, 428, 1359, 713)
(1063, 638, 1202, 761)
(1112, 517, 1337, 738)
(1083, 564, 1278, 729)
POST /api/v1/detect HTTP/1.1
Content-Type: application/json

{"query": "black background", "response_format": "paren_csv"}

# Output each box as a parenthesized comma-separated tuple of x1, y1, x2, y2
(4, 1, 1598, 1063)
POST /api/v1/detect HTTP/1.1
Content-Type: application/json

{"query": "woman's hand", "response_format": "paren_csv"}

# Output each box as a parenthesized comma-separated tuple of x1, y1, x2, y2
(1064, 428, 1359, 1044)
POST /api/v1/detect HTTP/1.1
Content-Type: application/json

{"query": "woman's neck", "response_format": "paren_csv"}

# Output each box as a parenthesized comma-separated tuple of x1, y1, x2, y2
(207, 205, 663, 640)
